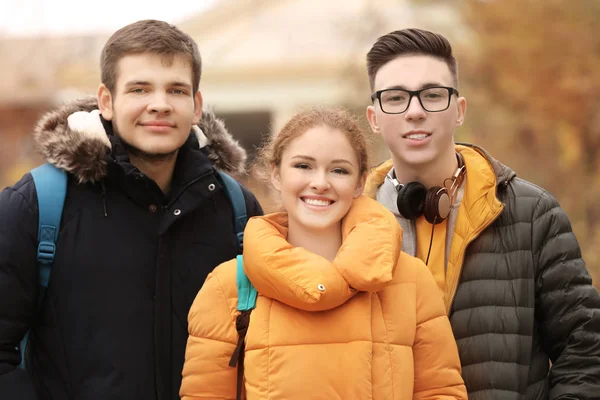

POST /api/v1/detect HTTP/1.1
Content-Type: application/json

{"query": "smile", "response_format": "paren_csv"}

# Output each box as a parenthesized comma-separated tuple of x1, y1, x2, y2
(301, 197, 334, 207)
(403, 132, 431, 140)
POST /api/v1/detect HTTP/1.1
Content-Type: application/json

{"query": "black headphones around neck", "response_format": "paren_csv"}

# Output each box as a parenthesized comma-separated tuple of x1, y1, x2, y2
(388, 153, 466, 225)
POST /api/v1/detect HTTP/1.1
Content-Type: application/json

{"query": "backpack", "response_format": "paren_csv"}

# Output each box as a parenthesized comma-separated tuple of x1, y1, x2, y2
(18, 162, 257, 376)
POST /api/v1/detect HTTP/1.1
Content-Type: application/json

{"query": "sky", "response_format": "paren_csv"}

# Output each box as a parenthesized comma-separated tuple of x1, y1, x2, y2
(0, 0, 217, 37)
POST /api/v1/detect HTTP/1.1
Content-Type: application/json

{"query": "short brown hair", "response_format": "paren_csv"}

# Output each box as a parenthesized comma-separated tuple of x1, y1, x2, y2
(366, 28, 458, 90)
(100, 19, 202, 94)
(254, 107, 371, 184)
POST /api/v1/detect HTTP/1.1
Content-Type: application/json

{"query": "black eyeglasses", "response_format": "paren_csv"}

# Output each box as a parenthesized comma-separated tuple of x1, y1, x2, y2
(371, 86, 459, 114)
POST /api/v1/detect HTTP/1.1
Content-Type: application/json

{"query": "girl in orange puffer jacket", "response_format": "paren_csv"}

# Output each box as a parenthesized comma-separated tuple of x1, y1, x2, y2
(180, 108, 467, 400)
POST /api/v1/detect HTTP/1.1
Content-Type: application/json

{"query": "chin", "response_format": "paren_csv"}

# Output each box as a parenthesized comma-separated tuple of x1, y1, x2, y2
(300, 216, 342, 232)
(401, 149, 438, 166)
(141, 140, 185, 154)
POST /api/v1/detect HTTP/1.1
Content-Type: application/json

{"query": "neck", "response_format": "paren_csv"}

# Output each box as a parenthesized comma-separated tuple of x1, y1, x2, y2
(287, 220, 342, 262)
(129, 153, 178, 194)
(392, 149, 458, 189)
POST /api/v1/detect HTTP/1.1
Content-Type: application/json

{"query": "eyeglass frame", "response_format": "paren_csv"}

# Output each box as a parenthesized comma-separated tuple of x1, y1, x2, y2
(370, 86, 460, 114)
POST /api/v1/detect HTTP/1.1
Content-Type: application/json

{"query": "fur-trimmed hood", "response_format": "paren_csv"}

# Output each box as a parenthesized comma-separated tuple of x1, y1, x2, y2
(34, 96, 247, 184)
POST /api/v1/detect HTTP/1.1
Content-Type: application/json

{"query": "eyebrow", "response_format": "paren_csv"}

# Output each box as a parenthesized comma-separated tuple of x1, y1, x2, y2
(124, 80, 192, 89)
(124, 80, 152, 87)
(383, 82, 447, 91)
(169, 81, 193, 89)
(291, 155, 354, 165)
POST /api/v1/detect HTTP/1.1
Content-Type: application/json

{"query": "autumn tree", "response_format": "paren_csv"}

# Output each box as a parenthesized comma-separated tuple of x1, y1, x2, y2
(454, 0, 600, 283)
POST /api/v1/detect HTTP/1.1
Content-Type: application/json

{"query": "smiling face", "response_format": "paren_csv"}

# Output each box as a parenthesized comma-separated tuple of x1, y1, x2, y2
(98, 52, 203, 160)
(271, 125, 365, 236)
(367, 55, 466, 172)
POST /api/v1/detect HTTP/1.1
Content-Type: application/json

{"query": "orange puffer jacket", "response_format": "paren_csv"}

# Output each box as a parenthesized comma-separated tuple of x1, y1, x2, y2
(180, 196, 467, 400)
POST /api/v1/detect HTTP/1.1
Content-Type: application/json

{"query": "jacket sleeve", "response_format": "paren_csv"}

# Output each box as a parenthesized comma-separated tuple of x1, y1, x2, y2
(0, 178, 39, 399)
(180, 270, 239, 400)
(412, 259, 467, 400)
(533, 191, 600, 398)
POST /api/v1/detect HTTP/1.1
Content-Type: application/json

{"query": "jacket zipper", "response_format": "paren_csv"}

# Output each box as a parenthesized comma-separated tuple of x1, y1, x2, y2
(446, 197, 505, 316)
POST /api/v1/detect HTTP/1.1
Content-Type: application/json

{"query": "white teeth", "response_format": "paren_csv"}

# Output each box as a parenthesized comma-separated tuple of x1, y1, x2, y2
(304, 198, 331, 206)
(406, 133, 429, 140)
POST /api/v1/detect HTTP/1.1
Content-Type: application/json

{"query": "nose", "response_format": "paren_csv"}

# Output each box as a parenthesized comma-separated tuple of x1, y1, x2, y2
(147, 93, 173, 114)
(404, 94, 426, 122)
(310, 171, 331, 192)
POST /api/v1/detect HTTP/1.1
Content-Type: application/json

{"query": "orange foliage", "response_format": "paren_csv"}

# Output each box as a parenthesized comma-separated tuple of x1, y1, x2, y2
(458, 0, 600, 284)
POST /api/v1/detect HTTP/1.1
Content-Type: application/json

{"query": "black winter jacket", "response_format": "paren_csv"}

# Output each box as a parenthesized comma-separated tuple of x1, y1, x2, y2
(451, 144, 600, 399)
(0, 98, 263, 400)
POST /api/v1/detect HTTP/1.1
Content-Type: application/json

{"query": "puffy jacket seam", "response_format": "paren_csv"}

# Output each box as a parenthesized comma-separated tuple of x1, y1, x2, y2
(419, 313, 452, 326)
(209, 273, 238, 325)
(453, 304, 533, 312)
(461, 359, 533, 368)
(541, 282, 599, 300)
(467, 388, 522, 395)
(468, 249, 531, 256)
(459, 277, 534, 283)
(542, 305, 600, 327)
(455, 332, 532, 341)
(414, 383, 466, 396)
(249, 340, 409, 349)
(535, 232, 574, 261)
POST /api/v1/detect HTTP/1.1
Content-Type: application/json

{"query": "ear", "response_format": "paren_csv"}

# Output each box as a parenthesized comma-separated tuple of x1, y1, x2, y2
(193, 91, 203, 124)
(455, 96, 467, 127)
(353, 173, 367, 198)
(97, 84, 114, 121)
(366, 105, 380, 134)
(270, 164, 281, 192)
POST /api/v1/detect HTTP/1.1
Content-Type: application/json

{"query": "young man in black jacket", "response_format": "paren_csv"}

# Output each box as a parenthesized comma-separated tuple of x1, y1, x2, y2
(0, 20, 262, 400)
(364, 28, 600, 399)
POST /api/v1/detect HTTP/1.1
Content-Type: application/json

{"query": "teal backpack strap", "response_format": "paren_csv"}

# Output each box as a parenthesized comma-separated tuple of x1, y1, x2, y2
(19, 163, 67, 369)
(235, 255, 257, 312)
(217, 171, 247, 252)
(228, 255, 256, 400)
(216, 171, 255, 400)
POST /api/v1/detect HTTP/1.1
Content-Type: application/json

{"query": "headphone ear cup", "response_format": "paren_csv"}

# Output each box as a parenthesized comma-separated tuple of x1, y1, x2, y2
(424, 186, 451, 224)
(397, 182, 426, 220)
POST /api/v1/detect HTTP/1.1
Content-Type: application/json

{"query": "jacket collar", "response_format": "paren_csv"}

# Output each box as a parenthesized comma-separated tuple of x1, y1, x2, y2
(242, 196, 402, 312)
(33, 96, 247, 184)
(364, 143, 509, 313)
(364, 143, 517, 199)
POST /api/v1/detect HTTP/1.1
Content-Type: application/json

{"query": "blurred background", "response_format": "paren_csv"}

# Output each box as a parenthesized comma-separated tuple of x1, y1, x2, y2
(1, 0, 598, 284)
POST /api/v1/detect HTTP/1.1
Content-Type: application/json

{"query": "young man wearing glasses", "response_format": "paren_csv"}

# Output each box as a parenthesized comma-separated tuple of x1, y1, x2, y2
(364, 28, 600, 399)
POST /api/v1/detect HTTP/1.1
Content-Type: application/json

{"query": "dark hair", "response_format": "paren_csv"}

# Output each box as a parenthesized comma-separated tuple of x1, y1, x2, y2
(366, 28, 458, 90)
(100, 19, 202, 94)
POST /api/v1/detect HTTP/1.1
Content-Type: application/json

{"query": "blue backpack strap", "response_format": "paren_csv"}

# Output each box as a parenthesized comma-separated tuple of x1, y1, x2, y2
(217, 171, 247, 252)
(19, 163, 67, 369)
(31, 163, 68, 281)
(235, 255, 257, 311)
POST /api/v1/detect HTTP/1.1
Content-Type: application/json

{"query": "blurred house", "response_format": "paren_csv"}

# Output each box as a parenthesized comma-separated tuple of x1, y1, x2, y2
(0, 0, 464, 190)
